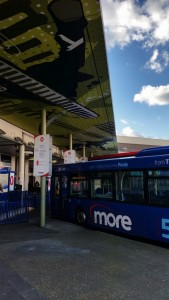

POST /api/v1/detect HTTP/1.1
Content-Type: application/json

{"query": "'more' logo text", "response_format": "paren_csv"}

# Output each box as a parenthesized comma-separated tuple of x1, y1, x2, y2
(94, 211, 132, 231)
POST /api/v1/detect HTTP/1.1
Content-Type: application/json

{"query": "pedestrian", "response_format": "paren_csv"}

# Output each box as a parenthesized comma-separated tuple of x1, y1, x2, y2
(0, 183, 3, 193)
(34, 181, 40, 194)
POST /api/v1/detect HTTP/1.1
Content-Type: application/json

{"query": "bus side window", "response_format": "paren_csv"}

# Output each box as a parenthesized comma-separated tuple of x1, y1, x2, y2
(70, 173, 88, 197)
(148, 170, 169, 206)
(115, 170, 144, 203)
(91, 176, 112, 199)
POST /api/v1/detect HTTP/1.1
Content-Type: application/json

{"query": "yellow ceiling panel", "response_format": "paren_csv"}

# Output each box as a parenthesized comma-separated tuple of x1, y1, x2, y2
(0, 0, 117, 156)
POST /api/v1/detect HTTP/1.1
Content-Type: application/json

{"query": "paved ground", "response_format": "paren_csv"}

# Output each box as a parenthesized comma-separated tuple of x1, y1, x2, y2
(0, 209, 169, 300)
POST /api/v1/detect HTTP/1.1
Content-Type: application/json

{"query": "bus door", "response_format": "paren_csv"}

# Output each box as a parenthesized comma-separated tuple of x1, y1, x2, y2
(52, 175, 69, 218)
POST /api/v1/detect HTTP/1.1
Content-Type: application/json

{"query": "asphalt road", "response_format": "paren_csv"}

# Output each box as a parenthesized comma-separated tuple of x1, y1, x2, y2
(0, 211, 169, 300)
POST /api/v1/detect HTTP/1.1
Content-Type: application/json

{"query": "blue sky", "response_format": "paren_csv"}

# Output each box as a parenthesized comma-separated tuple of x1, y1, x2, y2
(100, 0, 169, 139)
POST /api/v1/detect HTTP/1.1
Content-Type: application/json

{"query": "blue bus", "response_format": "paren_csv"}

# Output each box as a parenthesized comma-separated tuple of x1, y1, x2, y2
(51, 146, 169, 244)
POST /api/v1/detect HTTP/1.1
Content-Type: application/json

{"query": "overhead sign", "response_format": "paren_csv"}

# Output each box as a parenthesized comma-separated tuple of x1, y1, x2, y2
(9, 172, 15, 191)
(33, 135, 52, 177)
(64, 150, 76, 164)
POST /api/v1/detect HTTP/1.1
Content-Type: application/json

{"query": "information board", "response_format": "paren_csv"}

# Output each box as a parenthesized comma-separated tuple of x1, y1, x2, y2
(33, 135, 52, 176)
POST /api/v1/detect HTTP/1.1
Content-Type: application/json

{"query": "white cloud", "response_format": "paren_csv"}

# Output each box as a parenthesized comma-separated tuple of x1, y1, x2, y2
(120, 119, 128, 124)
(119, 126, 166, 139)
(146, 0, 169, 46)
(134, 84, 169, 106)
(121, 126, 143, 137)
(100, 0, 169, 49)
(122, 126, 135, 136)
(145, 49, 169, 73)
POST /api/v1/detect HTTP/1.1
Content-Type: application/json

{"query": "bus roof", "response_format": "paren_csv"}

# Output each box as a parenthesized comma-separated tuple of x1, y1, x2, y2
(52, 145, 169, 174)
(88, 151, 138, 160)
(88, 146, 169, 160)
(136, 146, 169, 157)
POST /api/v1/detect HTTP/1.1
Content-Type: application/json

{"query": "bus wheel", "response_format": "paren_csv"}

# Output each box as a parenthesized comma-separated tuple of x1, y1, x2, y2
(75, 209, 86, 225)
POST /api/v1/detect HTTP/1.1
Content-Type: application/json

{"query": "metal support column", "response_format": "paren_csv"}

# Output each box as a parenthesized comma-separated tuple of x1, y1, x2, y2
(18, 144, 25, 191)
(69, 133, 72, 150)
(40, 109, 46, 227)
(82, 145, 85, 158)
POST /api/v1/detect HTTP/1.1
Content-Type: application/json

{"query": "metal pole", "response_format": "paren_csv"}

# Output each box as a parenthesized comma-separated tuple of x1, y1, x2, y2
(82, 145, 85, 158)
(18, 144, 25, 191)
(69, 133, 72, 150)
(40, 109, 46, 227)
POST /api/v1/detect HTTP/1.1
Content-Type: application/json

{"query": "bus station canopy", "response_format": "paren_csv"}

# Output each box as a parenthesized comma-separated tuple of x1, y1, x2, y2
(0, 0, 117, 157)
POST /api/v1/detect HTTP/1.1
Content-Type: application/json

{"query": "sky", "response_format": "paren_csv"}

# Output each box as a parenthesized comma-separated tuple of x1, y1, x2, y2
(100, 0, 169, 140)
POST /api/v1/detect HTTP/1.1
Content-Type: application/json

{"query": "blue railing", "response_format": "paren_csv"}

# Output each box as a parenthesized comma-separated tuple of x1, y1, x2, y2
(0, 200, 29, 224)
(27, 192, 51, 209)
(0, 191, 50, 224)
(7, 191, 50, 208)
